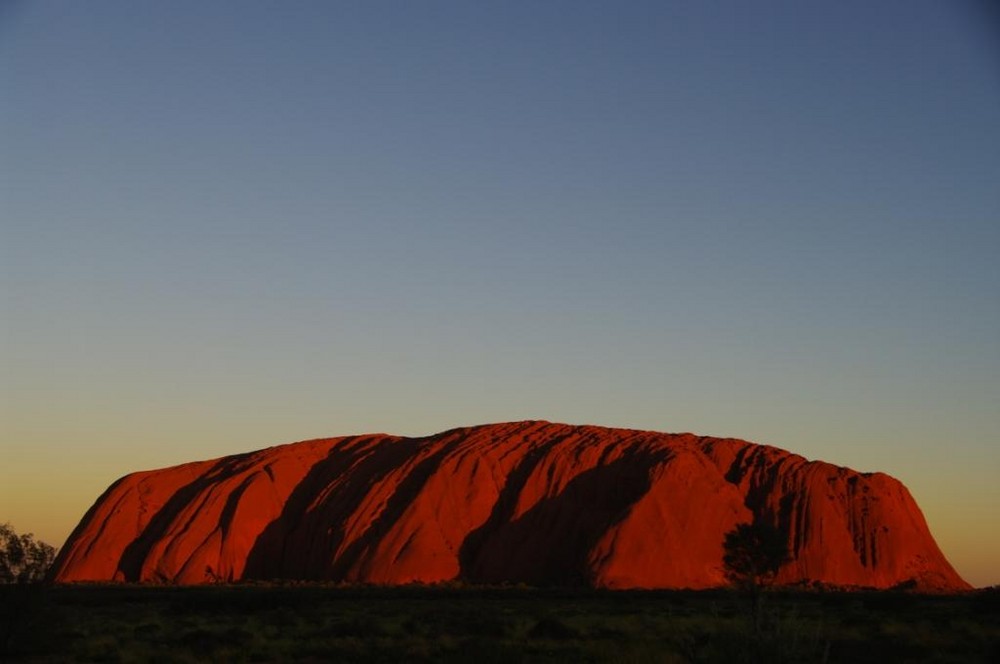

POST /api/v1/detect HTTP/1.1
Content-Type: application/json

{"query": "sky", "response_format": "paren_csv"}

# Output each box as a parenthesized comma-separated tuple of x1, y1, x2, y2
(2, 1, 998, 588)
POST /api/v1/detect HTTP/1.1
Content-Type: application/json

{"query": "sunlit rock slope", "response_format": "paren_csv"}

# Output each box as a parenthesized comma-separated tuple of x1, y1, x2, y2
(51, 421, 969, 590)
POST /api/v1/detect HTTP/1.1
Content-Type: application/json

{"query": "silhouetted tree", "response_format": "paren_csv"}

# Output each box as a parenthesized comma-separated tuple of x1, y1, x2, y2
(722, 521, 789, 636)
(0, 523, 56, 584)
(1, 524, 57, 658)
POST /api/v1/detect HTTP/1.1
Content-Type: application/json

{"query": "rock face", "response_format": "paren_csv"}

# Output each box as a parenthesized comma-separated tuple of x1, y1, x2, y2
(51, 421, 969, 590)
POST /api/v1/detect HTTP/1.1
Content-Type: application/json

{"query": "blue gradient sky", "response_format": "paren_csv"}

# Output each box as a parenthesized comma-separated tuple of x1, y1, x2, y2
(2, 1, 998, 586)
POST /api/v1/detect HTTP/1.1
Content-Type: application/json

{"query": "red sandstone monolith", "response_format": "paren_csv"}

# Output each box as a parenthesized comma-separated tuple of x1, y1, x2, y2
(51, 421, 969, 590)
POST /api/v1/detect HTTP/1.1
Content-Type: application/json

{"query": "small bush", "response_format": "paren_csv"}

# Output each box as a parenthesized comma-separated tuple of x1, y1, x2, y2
(527, 617, 578, 640)
(0, 523, 56, 584)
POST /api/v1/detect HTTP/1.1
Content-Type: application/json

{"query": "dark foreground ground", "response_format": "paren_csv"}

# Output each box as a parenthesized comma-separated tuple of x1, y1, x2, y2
(1, 584, 997, 663)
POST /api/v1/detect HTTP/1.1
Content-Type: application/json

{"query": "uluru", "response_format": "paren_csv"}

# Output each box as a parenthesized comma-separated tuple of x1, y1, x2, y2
(51, 421, 969, 591)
